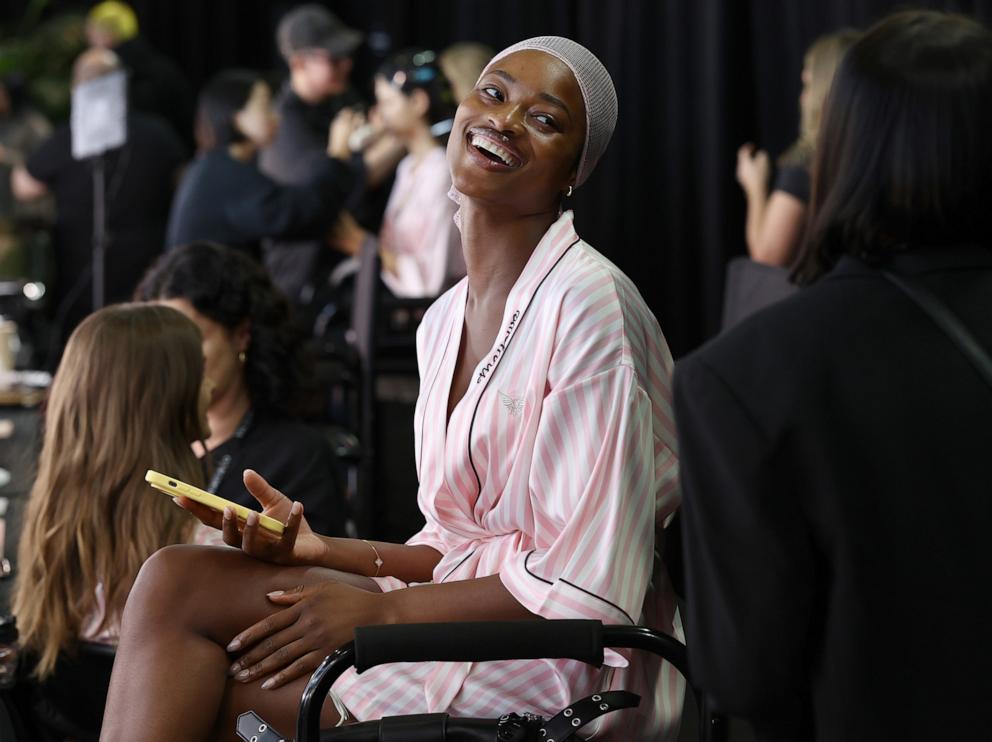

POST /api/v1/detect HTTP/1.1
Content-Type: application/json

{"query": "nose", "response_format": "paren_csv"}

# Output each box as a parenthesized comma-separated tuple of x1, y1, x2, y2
(488, 101, 525, 138)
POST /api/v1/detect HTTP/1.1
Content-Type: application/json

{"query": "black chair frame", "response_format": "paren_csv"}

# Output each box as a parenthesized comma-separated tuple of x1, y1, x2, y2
(294, 620, 726, 742)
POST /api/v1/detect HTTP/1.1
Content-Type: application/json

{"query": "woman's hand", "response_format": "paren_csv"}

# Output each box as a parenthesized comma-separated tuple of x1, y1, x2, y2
(736, 142, 771, 195)
(227, 581, 389, 690)
(327, 107, 364, 160)
(176, 469, 330, 566)
(329, 210, 368, 256)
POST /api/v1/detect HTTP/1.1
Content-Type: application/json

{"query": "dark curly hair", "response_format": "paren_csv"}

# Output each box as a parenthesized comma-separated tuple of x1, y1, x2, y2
(135, 242, 309, 416)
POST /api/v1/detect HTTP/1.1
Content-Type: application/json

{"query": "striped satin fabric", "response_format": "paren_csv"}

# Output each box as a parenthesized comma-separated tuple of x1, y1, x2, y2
(333, 211, 685, 739)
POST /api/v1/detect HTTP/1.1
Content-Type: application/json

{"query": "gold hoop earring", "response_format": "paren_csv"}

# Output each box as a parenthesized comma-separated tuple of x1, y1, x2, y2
(238, 351, 246, 364)
(565, 185, 574, 198)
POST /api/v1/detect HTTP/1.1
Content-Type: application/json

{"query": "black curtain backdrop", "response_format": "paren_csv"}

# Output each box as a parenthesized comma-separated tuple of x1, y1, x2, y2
(7, 0, 992, 355)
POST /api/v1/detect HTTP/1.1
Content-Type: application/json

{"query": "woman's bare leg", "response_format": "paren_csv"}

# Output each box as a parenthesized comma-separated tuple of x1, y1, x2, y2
(100, 545, 377, 742)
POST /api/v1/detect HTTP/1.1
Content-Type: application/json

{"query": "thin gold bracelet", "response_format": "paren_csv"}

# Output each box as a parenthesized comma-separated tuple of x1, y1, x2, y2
(361, 539, 383, 577)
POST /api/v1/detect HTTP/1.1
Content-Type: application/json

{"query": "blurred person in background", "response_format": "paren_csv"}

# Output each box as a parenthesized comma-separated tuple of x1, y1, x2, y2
(440, 41, 495, 102)
(11, 49, 186, 354)
(13, 304, 208, 678)
(331, 49, 464, 298)
(736, 29, 859, 267)
(137, 242, 347, 537)
(678, 11, 992, 740)
(260, 4, 368, 305)
(0, 74, 53, 279)
(165, 69, 358, 260)
(86, 0, 196, 152)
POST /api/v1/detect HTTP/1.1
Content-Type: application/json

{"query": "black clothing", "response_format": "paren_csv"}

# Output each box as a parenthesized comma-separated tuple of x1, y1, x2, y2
(26, 113, 185, 339)
(207, 413, 345, 537)
(773, 164, 810, 204)
(258, 83, 362, 302)
(115, 37, 196, 152)
(165, 149, 355, 259)
(674, 246, 992, 741)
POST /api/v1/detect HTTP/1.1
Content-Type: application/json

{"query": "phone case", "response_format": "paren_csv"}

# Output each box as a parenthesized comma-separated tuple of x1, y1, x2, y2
(145, 470, 285, 535)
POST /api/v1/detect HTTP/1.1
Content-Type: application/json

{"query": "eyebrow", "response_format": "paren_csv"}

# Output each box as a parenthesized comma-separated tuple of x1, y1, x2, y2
(489, 69, 574, 123)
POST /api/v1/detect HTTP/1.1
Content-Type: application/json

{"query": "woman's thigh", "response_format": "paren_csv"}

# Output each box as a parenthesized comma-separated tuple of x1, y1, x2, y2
(122, 545, 374, 738)
(131, 544, 379, 646)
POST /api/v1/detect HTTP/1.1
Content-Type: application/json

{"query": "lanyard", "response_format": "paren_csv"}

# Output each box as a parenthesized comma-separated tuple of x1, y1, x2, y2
(207, 408, 255, 495)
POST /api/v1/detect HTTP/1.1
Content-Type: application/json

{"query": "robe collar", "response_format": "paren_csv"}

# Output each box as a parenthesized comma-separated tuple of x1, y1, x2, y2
(470, 209, 582, 388)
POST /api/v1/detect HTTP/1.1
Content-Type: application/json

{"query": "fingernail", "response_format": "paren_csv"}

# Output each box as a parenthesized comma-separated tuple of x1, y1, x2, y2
(236, 669, 250, 681)
(227, 638, 241, 652)
(267, 590, 284, 599)
(246, 511, 258, 525)
(172, 498, 182, 506)
(260, 677, 275, 690)
(291, 501, 303, 515)
(228, 663, 241, 676)
(223, 507, 234, 520)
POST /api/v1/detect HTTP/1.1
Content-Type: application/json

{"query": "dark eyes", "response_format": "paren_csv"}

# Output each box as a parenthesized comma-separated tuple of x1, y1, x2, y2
(480, 85, 503, 101)
(478, 85, 559, 130)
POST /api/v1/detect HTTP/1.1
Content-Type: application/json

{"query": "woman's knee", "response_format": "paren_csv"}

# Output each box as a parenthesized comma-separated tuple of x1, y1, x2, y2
(125, 545, 233, 626)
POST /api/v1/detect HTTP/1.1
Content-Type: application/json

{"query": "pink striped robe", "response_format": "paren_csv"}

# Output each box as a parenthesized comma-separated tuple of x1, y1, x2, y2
(334, 211, 684, 739)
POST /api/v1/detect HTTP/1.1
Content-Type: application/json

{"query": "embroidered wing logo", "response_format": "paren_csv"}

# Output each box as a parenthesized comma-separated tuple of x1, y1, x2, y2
(498, 391, 526, 417)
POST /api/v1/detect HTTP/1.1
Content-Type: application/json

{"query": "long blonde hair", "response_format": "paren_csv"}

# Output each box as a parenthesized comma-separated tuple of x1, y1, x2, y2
(780, 29, 860, 168)
(13, 304, 206, 678)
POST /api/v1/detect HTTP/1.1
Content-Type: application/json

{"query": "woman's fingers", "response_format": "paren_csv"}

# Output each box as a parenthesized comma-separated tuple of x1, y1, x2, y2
(266, 584, 306, 605)
(221, 507, 242, 547)
(241, 510, 279, 555)
(260, 650, 328, 690)
(227, 603, 299, 653)
(242, 469, 289, 512)
(231, 630, 309, 682)
(279, 501, 304, 551)
(175, 497, 223, 529)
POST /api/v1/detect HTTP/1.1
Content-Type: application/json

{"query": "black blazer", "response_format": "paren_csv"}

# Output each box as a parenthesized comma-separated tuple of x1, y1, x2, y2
(673, 246, 992, 742)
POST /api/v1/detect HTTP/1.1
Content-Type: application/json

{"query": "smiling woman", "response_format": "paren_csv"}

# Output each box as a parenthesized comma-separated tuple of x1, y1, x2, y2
(99, 37, 683, 742)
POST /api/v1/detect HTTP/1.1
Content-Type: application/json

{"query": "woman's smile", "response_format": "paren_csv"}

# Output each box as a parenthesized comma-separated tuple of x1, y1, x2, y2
(465, 126, 524, 170)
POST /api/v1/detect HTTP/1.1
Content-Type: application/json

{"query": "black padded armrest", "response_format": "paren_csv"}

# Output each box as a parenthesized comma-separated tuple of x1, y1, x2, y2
(353, 620, 604, 673)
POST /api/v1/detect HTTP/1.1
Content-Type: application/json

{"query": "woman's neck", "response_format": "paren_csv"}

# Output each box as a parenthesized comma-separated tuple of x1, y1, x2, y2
(205, 385, 252, 451)
(227, 141, 257, 162)
(404, 124, 439, 160)
(459, 199, 559, 306)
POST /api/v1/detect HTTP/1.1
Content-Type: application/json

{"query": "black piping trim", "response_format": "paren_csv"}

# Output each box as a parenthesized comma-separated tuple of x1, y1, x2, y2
(560, 578, 636, 625)
(523, 550, 637, 625)
(466, 238, 581, 494)
(440, 548, 477, 582)
(524, 549, 552, 584)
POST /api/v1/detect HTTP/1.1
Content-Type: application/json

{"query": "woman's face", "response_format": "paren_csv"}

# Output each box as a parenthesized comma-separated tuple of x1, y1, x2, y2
(235, 82, 280, 148)
(374, 76, 427, 139)
(447, 49, 586, 212)
(157, 298, 249, 415)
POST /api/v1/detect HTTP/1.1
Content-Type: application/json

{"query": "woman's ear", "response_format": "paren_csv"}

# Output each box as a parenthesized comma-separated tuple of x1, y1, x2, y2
(564, 168, 578, 197)
(234, 319, 251, 354)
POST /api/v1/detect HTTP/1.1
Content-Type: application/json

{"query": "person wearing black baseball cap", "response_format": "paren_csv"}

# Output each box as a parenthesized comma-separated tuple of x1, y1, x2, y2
(259, 4, 367, 307)
(277, 3, 363, 62)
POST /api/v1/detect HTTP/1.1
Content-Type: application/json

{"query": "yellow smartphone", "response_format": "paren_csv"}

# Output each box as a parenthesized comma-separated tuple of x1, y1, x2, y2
(145, 470, 285, 535)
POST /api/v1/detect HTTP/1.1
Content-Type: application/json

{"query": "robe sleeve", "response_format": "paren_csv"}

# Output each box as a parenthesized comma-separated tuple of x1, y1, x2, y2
(500, 365, 661, 666)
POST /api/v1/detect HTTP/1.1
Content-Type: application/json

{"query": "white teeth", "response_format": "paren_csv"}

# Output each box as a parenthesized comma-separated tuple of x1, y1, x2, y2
(470, 133, 518, 166)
